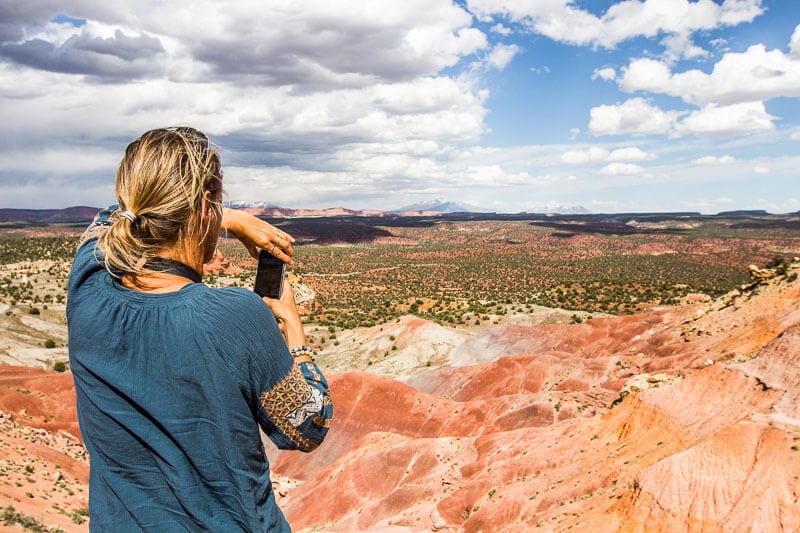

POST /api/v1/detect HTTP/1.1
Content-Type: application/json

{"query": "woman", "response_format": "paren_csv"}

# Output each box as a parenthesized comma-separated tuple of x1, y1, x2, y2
(67, 127, 332, 531)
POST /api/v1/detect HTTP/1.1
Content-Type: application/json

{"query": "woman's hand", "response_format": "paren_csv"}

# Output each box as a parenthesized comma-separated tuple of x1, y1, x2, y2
(221, 207, 295, 265)
(261, 280, 307, 349)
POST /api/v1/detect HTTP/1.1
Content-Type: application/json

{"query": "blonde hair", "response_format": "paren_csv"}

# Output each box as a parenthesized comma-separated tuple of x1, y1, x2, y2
(97, 127, 223, 275)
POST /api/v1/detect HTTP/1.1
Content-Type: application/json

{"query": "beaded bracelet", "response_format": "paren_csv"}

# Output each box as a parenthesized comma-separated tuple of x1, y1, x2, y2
(290, 345, 316, 362)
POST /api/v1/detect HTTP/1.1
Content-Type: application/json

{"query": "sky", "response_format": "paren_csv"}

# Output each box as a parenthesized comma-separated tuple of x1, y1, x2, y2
(0, 0, 798, 214)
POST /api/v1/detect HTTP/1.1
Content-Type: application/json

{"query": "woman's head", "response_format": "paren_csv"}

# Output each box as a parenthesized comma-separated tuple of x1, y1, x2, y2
(98, 127, 223, 274)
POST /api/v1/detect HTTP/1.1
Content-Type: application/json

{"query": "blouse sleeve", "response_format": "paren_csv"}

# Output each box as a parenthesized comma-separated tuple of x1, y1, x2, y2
(257, 359, 333, 452)
(235, 293, 333, 452)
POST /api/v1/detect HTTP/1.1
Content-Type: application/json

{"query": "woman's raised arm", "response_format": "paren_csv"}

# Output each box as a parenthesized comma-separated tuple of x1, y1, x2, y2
(221, 207, 295, 265)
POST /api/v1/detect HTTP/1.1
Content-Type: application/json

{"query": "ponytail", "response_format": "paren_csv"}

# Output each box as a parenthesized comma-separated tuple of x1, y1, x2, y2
(96, 127, 222, 276)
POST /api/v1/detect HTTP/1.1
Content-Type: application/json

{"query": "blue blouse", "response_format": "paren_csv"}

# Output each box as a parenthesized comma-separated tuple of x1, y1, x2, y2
(67, 227, 331, 531)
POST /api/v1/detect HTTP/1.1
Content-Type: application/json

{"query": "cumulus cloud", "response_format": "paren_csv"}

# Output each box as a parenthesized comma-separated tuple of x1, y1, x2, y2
(0, 0, 500, 209)
(0, 1, 794, 212)
(560, 145, 654, 164)
(677, 101, 776, 135)
(592, 67, 616, 81)
(607, 146, 655, 161)
(693, 155, 736, 165)
(591, 26, 800, 139)
(2, 0, 488, 87)
(490, 23, 511, 36)
(466, 0, 762, 54)
(619, 32, 800, 106)
(660, 32, 709, 63)
(598, 162, 644, 175)
(589, 98, 776, 138)
(1, 28, 165, 79)
(485, 43, 519, 70)
(589, 98, 681, 136)
(561, 146, 610, 164)
(792, 24, 800, 58)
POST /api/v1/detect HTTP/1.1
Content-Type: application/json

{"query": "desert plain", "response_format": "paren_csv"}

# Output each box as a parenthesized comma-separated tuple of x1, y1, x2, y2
(1, 209, 799, 532)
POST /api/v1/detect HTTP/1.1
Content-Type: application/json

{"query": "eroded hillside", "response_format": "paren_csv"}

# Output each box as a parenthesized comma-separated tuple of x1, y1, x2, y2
(1, 259, 799, 531)
(271, 260, 800, 531)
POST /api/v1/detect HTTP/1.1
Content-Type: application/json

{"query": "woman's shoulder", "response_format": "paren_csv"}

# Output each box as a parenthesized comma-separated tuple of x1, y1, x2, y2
(191, 285, 283, 354)
(196, 285, 272, 316)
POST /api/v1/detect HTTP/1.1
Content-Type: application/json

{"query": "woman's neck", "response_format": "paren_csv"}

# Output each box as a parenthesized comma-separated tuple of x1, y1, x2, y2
(122, 242, 204, 293)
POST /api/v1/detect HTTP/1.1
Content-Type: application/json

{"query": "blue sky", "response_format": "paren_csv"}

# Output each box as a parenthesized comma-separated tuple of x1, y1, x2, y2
(0, 0, 798, 213)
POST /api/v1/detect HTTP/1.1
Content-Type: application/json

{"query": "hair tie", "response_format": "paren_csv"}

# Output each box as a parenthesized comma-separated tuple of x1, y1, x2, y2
(118, 210, 137, 223)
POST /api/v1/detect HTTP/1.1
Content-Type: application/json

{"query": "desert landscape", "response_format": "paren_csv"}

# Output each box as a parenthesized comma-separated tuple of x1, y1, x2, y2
(1, 209, 799, 531)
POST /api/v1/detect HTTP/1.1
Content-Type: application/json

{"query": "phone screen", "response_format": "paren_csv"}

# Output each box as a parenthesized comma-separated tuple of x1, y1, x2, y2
(254, 250, 286, 299)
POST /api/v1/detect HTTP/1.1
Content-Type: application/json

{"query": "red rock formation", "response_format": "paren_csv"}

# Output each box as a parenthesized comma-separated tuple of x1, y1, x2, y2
(203, 250, 240, 276)
(0, 366, 81, 440)
(2, 264, 799, 532)
(272, 267, 800, 532)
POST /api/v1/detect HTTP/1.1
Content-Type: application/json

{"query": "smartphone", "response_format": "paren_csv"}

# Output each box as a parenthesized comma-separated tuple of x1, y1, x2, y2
(254, 249, 286, 299)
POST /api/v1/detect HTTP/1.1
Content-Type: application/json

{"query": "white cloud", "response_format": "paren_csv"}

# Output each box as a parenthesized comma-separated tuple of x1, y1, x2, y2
(592, 67, 616, 81)
(466, 0, 762, 52)
(607, 146, 655, 162)
(792, 24, 800, 58)
(589, 98, 680, 136)
(2, 0, 488, 87)
(791, 131, 800, 141)
(490, 23, 511, 36)
(561, 146, 609, 164)
(0, 0, 501, 210)
(589, 98, 776, 138)
(560, 145, 653, 164)
(485, 43, 519, 70)
(677, 102, 776, 135)
(4, 146, 118, 176)
(693, 155, 736, 165)
(619, 39, 800, 106)
(598, 162, 644, 175)
(753, 165, 770, 174)
(660, 32, 709, 63)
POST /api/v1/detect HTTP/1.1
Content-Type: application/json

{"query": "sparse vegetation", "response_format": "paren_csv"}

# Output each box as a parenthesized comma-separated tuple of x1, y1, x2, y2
(1, 504, 66, 532)
(217, 213, 798, 330)
(2, 214, 799, 336)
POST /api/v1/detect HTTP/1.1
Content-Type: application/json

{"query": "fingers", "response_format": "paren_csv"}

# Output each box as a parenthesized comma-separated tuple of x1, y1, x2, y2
(266, 231, 295, 265)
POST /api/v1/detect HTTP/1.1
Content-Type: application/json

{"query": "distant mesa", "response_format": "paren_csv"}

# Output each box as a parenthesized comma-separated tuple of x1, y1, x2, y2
(0, 206, 98, 224)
